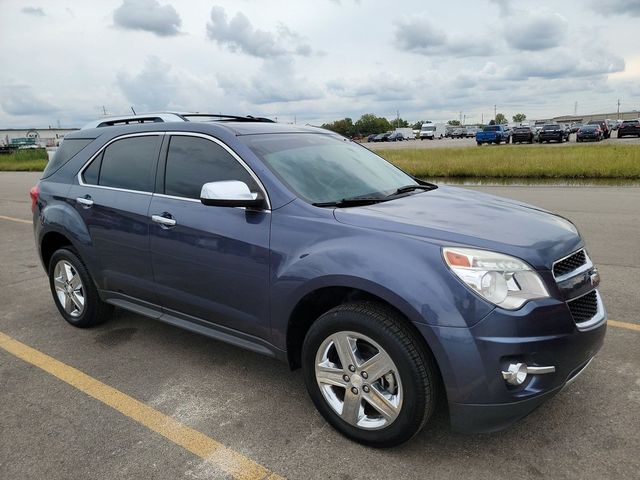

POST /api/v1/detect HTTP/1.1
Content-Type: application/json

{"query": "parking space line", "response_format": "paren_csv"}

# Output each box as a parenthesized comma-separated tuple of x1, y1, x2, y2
(0, 214, 31, 224)
(608, 320, 640, 332)
(0, 331, 285, 480)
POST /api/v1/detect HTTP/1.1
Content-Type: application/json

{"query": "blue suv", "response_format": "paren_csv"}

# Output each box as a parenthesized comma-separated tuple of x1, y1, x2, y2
(31, 113, 606, 447)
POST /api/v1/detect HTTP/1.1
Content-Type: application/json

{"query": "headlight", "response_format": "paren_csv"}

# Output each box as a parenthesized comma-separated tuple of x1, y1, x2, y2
(442, 247, 550, 310)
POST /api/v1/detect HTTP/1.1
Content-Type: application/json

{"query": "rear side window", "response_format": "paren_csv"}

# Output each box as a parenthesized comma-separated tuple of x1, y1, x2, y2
(42, 138, 94, 178)
(164, 136, 257, 199)
(88, 136, 160, 192)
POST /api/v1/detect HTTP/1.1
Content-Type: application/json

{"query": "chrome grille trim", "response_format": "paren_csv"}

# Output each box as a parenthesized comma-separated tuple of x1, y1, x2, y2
(567, 289, 606, 331)
(553, 249, 592, 282)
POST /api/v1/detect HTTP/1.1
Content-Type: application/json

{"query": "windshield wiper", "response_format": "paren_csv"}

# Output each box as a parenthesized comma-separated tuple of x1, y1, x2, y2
(387, 183, 438, 197)
(312, 197, 388, 208)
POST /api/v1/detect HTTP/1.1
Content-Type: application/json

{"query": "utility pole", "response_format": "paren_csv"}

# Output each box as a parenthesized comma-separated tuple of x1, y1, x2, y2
(397, 110, 400, 128)
(481, 113, 484, 124)
(463, 114, 466, 125)
(574, 101, 578, 116)
(617, 99, 621, 119)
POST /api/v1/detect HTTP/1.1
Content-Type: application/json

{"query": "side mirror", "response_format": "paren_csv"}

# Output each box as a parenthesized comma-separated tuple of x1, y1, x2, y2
(200, 181, 266, 209)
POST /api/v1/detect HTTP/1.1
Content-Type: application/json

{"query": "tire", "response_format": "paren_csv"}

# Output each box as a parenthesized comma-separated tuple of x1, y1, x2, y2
(477, 142, 482, 146)
(302, 302, 437, 448)
(48, 248, 113, 328)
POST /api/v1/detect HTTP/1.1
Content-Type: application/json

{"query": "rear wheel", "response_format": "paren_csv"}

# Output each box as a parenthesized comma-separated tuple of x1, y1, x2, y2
(302, 302, 437, 447)
(48, 248, 113, 328)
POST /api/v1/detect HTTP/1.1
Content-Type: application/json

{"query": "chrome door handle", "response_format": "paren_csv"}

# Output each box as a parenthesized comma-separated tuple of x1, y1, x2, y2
(76, 196, 93, 208)
(151, 214, 177, 227)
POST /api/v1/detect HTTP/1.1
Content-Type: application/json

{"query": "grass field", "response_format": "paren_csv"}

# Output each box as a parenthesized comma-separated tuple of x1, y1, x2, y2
(1, 144, 639, 179)
(0, 149, 48, 171)
(378, 144, 640, 179)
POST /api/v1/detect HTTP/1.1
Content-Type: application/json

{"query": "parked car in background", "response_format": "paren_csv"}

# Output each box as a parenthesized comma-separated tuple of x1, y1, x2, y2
(476, 125, 511, 145)
(32, 112, 607, 447)
(587, 120, 610, 139)
(451, 127, 467, 138)
(465, 126, 480, 138)
(570, 123, 583, 133)
(538, 124, 569, 143)
(387, 132, 404, 142)
(606, 119, 618, 131)
(512, 126, 535, 144)
(373, 133, 390, 142)
(367, 134, 377, 142)
(617, 119, 640, 138)
(576, 125, 603, 142)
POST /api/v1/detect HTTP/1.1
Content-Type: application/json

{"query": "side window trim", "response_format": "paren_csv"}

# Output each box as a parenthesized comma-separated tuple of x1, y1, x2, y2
(159, 132, 271, 210)
(77, 132, 165, 196)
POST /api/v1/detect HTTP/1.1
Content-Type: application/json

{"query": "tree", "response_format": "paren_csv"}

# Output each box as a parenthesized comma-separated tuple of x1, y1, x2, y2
(321, 118, 355, 137)
(512, 113, 527, 123)
(411, 121, 423, 130)
(353, 114, 392, 136)
(495, 113, 508, 125)
(389, 117, 409, 128)
(447, 120, 461, 126)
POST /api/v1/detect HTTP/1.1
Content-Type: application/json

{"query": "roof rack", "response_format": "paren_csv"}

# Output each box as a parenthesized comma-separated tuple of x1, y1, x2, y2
(180, 113, 275, 123)
(81, 112, 275, 130)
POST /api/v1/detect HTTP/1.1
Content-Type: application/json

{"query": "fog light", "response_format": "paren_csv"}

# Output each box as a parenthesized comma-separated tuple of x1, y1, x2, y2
(502, 362, 528, 386)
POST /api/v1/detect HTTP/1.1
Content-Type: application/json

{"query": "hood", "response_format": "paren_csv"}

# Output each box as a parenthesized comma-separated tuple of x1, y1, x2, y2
(333, 186, 582, 270)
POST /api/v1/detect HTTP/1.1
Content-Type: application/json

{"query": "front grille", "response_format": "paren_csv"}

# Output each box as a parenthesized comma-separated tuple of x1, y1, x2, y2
(553, 250, 587, 278)
(567, 291, 598, 323)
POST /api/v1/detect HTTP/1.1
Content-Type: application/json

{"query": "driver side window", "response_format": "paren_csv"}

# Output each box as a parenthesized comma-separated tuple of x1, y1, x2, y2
(164, 136, 258, 199)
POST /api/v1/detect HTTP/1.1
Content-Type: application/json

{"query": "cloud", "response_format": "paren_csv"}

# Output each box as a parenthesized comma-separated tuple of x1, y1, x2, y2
(327, 73, 420, 101)
(21, 6, 45, 17)
(505, 50, 625, 79)
(504, 12, 568, 51)
(394, 14, 493, 57)
(489, 0, 511, 15)
(596, 0, 640, 16)
(117, 56, 182, 111)
(217, 57, 322, 104)
(206, 6, 312, 58)
(0, 85, 59, 116)
(113, 0, 181, 37)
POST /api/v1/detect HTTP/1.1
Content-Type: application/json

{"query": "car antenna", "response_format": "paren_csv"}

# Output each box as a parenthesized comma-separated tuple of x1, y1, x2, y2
(130, 106, 137, 115)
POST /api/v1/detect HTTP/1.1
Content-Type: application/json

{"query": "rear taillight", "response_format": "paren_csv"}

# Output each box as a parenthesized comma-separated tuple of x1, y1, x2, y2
(30, 184, 39, 213)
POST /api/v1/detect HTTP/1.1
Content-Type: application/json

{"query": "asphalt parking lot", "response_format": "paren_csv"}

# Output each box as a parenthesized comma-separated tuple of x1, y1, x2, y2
(366, 134, 640, 150)
(1, 172, 639, 479)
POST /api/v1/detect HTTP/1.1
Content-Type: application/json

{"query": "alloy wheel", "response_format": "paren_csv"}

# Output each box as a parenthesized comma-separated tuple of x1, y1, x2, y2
(314, 331, 403, 430)
(53, 260, 85, 318)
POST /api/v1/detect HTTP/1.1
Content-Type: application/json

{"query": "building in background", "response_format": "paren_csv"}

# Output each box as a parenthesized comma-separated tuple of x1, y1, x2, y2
(0, 128, 79, 147)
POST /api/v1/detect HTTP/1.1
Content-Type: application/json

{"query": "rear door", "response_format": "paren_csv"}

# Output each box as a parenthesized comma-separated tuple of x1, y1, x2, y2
(69, 133, 162, 303)
(148, 133, 271, 339)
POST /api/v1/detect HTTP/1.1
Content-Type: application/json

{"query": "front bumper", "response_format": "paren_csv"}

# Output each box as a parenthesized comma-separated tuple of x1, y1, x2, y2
(415, 293, 606, 433)
(448, 356, 595, 433)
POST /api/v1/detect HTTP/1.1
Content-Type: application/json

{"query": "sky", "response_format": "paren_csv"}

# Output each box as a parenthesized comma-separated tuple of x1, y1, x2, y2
(1, 0, 639, 128)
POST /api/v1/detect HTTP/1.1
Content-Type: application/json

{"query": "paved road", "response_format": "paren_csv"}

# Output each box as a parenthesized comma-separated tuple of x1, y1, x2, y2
(1, 172, 638, 480)
(366, 134, 640, 150)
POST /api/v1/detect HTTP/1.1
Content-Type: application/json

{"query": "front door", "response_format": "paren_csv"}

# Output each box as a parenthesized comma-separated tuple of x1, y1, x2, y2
(149, 134, 271, 339)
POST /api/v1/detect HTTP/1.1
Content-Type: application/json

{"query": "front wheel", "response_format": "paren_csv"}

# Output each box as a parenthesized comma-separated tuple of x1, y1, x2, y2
(48, 248, 113, 328)
(302, 302, 437, 447)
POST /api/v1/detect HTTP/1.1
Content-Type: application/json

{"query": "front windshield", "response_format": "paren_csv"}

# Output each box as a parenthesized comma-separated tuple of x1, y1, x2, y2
(240, 133, 417, 204)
